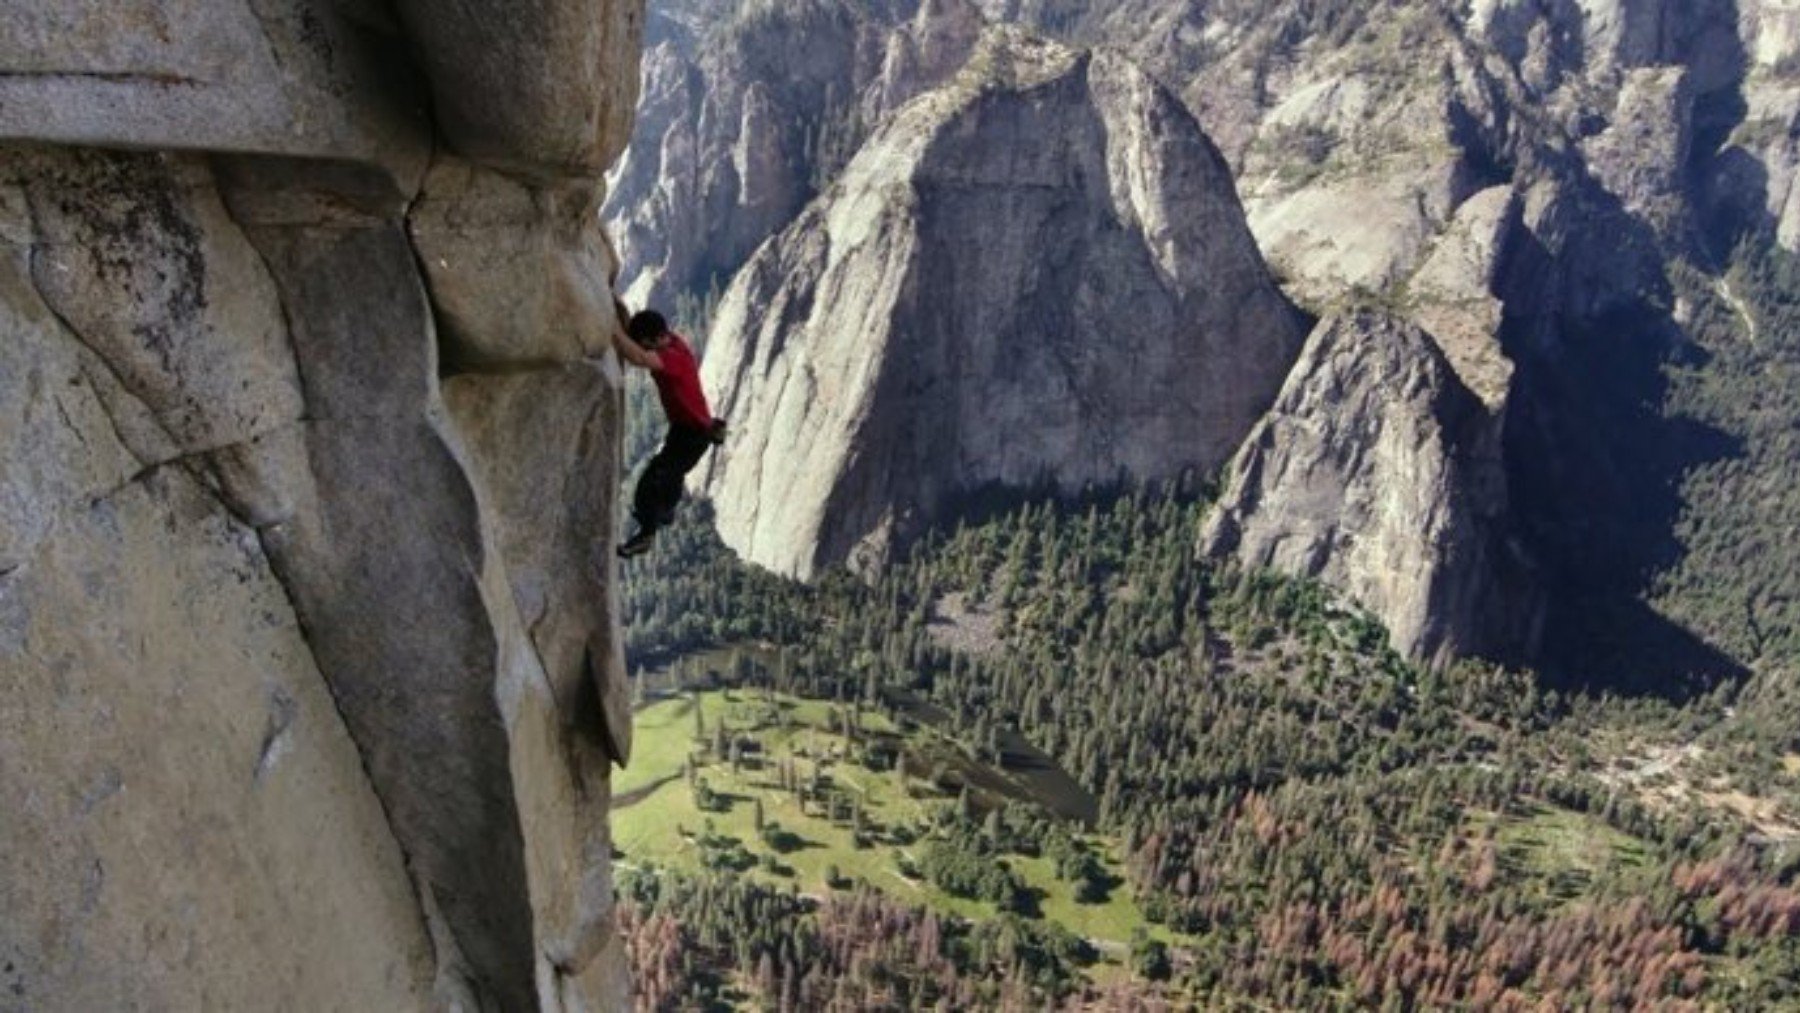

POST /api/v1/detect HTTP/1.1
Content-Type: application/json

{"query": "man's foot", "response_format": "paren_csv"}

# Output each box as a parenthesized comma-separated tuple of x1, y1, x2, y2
(617, 527, 656, 559)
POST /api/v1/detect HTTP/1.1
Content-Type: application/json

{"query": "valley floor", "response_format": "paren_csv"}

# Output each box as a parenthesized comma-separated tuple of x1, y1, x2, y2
(614, 495, 1800, 1011)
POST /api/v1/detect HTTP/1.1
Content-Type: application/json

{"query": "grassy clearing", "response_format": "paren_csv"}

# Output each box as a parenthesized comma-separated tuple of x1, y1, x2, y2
(1008, 848, 1169, 945)
(614, 695, 702, 798)
(1497, 804, 1652, 903)
(614, 688, 1169, 954)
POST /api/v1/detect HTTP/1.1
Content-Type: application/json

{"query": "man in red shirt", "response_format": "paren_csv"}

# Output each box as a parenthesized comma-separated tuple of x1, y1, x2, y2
(612, 307, 726, 558)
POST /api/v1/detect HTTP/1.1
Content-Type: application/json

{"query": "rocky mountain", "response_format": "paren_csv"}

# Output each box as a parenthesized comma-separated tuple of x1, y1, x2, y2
(602, 0, 1800, 678)
(976, 0, 1789, 271)
(1, 2, 640, 1008)
(605, 0, 985, 309)
(698, 28, 1308, 578)
(968, 0, 1800, 677)
(1201, 310, 1541, 665)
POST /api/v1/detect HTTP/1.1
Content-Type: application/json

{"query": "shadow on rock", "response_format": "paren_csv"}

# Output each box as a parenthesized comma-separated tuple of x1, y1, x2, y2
(1499, 180, 1748, 697)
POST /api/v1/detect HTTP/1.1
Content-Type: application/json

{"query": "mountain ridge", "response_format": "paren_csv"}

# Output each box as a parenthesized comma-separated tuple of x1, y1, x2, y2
(698, 26, 1307, 578)
(618, 0, 1800, 682)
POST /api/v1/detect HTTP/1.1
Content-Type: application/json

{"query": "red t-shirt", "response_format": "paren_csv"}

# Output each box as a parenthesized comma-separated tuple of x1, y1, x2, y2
(652, 334, 713, 431)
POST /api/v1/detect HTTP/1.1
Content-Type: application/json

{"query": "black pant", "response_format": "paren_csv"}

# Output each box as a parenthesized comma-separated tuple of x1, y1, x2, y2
(633, 425, 712, 532)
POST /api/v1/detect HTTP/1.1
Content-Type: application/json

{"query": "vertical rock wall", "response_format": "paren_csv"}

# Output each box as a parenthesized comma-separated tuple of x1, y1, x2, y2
(699, 32, 1306, 578)
(0, 2, 641, 1009)
(1201, 311, 1544, 667)
(604, 0, 986, 309)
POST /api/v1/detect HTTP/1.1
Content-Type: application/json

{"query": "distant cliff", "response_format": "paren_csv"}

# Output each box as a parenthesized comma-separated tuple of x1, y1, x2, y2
(699, 28, 1307, 578)
(600, 0, 1800, 678)
(604, 0, 984, 309)
(0, 2, 640, 1008)
(975, 0, 1800, 676)
(1202, 310, 1543, 666)
(977, 0, 1799, 282)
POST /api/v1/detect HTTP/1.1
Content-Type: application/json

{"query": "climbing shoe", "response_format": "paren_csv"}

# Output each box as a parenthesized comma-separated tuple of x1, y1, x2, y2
(617, 527, 657, 559)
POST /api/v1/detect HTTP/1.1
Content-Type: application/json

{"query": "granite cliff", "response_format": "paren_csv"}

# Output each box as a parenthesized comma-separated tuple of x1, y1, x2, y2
(698, 29, 1307, 578)
(1201, 310, 1542, 666)
(966, 0, 1799, 673)
(1, 2, 640, 1008)
(975, 0, 1794, 279)
(602, 0, 1800, 674)
(604, 0, 985, 309)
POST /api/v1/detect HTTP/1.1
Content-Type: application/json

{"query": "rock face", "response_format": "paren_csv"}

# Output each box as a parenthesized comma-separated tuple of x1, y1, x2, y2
(1407, 184, 1520, 408)
(0, 2, 638, 1009)
(1201, 311, 1542, 666)
(957, 0, 1797, 674)
(700, 29, 1307, 578)
(604, 0, 985, 308)
(1706, 0, 1800, 249)
(599, 0, 1800, 674)
(973, 0, 1506, 306)
(975, 0, 1755, 282)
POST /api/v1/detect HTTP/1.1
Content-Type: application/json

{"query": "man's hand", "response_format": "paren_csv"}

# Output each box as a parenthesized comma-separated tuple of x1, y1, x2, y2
(707, 418, 728, 445)
(611, 325, 662, 371)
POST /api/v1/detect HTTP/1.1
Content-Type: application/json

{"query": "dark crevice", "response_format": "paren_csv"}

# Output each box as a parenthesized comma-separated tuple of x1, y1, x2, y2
(0, 70, 204, 86)
(25, 247, 164, 469)
(397, 84, 453, 381)
(1496, 188, 1747, 694)
(48, 393, 87, 449)
(80, 423, 304, 512)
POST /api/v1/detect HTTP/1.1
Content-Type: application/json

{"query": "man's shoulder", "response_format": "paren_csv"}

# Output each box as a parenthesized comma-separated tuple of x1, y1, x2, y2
(666, 334, 698, 366)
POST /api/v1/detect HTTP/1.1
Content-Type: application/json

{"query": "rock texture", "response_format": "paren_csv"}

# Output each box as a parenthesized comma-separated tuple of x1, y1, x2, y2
(0, 181, 436, 1007)
(1, 2, 639, 1009)
(604, 0, 985, 308)
(393, 0, 642, 178)
(700, 29, 1307, 578)
(954, 0, 1796, 672)
(597, 0, 1800, 673)
(1706, 0, 1800, 249)
(976, 0, 1754, 277)
(0, 0, 429, 182)
(1201, 311, 1542, 666)
(1407, 184, 1520, 408)
(411, 158, 621, 370)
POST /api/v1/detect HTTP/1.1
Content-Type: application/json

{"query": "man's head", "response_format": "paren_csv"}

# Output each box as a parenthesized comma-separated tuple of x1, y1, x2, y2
(627, 310, 671, 349)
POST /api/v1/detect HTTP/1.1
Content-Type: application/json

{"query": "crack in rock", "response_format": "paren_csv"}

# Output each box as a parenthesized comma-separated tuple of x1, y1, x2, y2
(253, 687, 300, 784)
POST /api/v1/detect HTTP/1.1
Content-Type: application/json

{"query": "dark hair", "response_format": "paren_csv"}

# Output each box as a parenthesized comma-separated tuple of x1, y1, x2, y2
(627, 310, 669, 345)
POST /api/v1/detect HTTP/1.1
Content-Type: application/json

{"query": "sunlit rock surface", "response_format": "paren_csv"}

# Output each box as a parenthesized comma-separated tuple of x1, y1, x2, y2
(0, 1, 640, 1007)
(701, 29, 1306, 578)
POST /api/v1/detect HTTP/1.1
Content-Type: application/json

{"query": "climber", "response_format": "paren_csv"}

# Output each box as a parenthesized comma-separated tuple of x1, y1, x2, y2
(612, 302, 727, 558)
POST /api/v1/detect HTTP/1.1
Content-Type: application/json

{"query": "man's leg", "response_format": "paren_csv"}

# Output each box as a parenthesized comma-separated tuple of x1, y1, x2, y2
(621, 427, 712, 556)
(659, 428, 712, 525)
(632, 438, 681, 531)
(621, 432, 680, 556)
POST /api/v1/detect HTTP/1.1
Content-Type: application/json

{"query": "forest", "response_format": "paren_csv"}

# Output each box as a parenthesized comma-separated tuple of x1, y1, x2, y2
(602, 232, 1800, 1008)
(613, 482, 1798, 1009)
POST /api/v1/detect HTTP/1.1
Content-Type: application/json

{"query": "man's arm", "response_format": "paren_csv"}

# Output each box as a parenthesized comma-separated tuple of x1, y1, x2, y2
(611, 325, 662, 371)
